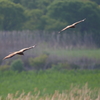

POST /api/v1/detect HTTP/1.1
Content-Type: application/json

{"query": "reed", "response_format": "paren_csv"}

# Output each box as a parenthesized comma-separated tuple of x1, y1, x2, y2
(1, 84, 100, 100)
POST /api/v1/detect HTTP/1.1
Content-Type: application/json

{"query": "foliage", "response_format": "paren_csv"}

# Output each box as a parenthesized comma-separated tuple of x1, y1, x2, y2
(93, 64, 100, 69)
(23, 9, 43, 30)
(29, 54, 48, 70)
(51, 62, 71, 70)
(0, 65, 10, 71)
(3, 0, 100, 46)
(17, 0, 38, 9)
(47, 1, 100, 32)
(51, 62, 80, 71)
(0, 0, 100, 33)
(0, 0, 26, 31)
(10, 59, 24, 72)
(36, 0, 54, 10)
(90, 0, 100, 5)
(9, 0, 21, 4)
(10, 0, 53, 10)
(70, 64, 80, 69)
(0, 70, 100, 97)
(42, 15, 67, 31)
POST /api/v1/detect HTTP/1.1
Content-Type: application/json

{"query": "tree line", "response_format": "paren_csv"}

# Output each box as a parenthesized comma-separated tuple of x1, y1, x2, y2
(0, 0, 99, 32)
(0, 0, 100, 46)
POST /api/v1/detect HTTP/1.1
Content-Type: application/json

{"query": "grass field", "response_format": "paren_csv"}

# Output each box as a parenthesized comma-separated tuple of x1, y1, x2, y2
(40, 48, 100, 59)
(33, 44, 100, 62)
(33, 47, 100, 68)
(0, 70, 100, 99)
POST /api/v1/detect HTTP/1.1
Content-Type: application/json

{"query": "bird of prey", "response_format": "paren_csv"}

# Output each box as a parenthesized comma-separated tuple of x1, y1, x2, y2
(3, 45, 36, 60)
(58, 18, 86, 33)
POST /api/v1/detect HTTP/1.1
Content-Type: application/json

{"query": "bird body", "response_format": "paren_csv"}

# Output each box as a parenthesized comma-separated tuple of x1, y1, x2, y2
(58, 18, 86, 33)
(3, 45, 36, 60)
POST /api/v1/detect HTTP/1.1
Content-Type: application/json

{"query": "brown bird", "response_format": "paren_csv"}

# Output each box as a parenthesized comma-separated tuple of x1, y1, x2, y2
(58, 18, 86, 33)
(3, 45, 36, 60)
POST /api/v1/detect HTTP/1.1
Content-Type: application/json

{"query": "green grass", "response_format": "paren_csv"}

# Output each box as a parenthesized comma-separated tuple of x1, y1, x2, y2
(36, 45, 100, 60)
(0, 70, 100, 97)
(44, 48, 100, 59)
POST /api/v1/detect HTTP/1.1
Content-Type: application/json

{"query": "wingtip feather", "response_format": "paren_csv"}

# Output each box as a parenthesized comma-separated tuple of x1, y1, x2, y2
(3, 57, 6, 60)
(83, 18, 86, 21)
(58, 31, 61, 33)
(32, 45, 36, 48)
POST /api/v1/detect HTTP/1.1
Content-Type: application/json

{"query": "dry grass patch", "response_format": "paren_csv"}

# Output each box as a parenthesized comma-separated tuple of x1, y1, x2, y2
(1, 84, 100, 100)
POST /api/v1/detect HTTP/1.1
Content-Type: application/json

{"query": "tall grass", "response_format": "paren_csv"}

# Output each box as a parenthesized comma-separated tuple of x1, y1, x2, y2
(1, 84, 100, 100)
(0, 30, 96, 57)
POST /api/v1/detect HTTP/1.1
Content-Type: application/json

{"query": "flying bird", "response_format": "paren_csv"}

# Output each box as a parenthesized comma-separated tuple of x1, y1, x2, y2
(58, 18, 86, 33)
(3, 45, 36, 60)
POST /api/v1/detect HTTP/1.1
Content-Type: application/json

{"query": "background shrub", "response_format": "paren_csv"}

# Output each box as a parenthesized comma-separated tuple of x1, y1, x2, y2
(0, 65, 10, 71)
(10, 59, 24, 72)
(51, 62, 71, 71)
(29, 54, 48, 70)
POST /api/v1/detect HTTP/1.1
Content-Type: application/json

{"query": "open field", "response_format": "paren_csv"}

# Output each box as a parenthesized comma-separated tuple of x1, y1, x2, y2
(0, 70, 100, 99)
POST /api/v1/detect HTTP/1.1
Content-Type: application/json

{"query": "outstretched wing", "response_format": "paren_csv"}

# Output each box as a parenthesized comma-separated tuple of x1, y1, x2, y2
(19, 45, 36, 52)
(3, 52, 18, 60)
(58, 18, 86, 33)
(72, 18, 86, 26)
(58, 25, 73, 33)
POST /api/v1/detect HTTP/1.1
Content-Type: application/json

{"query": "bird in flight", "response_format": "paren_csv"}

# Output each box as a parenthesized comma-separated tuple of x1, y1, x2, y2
(3, 45, 36, 60)
(58, 18, 86, 33)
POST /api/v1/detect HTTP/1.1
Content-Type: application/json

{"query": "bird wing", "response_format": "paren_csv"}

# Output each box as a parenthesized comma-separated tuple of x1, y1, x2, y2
(72, 18, 86, 26)
(3, 52, 18, 60)
(58, 18, 86, 33)
(3, 45, 36, 60)
(58, 25, 73, 33)
(19, 45, 36, 52)
(61, 25, 73, 31)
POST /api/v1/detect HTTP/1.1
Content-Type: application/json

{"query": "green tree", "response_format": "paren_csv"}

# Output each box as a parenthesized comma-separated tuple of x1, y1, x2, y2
(90, 0, 100, 5)
(47, 1, 100, 32)
(23, 9, 43, 30)
(37, 0, 54, 11)
(79, 2, 100, 32)
(0, 0, 26, 30)
(41, 15, 67, 31)
(18, 0, 38, 9)
(11, 0, 21, 4)
(11, 0, 54, 10)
